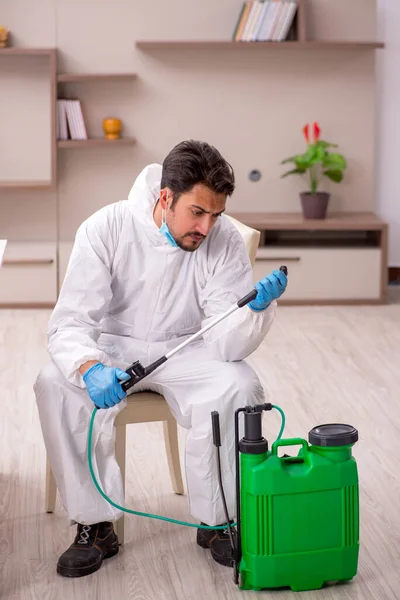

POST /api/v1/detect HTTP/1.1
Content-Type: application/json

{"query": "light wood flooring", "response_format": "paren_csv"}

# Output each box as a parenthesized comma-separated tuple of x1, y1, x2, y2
(1, 290, 400, 599)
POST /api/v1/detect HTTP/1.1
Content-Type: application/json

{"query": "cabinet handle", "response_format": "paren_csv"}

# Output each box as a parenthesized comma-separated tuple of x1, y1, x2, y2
(256, 256, 301, 262)
(3, 259, 54, 266)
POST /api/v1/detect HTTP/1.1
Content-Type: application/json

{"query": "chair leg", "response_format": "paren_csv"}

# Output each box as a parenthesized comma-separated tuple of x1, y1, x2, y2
(163, 419, 184, 495)
(45, 456, 57, 513)
(114, 424, 126, 545)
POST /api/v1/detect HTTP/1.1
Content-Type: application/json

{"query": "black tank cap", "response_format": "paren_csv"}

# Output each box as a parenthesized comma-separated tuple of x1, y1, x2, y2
(308, 423, 358, 447)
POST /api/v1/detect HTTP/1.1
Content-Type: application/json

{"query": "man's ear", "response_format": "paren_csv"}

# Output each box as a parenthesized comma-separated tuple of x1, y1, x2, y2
(159, 188, 169, 210)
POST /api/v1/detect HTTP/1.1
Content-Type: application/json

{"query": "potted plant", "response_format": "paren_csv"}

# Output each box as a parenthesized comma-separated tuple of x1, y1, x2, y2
(280, 122, 347, 219)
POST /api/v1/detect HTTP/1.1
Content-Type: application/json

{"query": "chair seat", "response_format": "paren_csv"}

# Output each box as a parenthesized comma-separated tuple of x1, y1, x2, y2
(115, 391, 173, 426)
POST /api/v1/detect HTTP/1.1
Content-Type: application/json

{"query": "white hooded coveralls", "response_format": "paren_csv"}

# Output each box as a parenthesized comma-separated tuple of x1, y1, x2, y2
(34, 164, 276, 527)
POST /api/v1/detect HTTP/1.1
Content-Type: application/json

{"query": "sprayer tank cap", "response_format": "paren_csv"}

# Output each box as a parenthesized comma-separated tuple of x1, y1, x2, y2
(308, 423, 358, 447)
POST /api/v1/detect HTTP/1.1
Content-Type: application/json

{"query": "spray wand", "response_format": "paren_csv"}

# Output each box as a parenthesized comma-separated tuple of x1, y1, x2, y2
(121, 290, 258, 392)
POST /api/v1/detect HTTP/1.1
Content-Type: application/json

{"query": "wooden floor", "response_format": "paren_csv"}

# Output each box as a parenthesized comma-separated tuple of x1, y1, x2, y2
(1, 290, 400, 599)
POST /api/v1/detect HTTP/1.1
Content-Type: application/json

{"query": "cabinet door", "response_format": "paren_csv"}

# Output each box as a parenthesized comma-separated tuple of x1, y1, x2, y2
(0, 242, 57, 305)
(253, 247, 382, 302)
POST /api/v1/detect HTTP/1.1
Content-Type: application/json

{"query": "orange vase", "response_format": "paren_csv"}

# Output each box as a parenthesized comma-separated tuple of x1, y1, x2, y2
(103, 118, 122, 140)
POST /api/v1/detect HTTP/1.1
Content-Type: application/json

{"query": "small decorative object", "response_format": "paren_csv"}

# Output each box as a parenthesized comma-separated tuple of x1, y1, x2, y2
(280, 122, 347, 219)
(0, 25, 9, 48)
(102, 117, 122, 140)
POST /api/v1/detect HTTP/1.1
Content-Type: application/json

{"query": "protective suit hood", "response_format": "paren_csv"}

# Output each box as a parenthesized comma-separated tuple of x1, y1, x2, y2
(126, 163, 167, 246)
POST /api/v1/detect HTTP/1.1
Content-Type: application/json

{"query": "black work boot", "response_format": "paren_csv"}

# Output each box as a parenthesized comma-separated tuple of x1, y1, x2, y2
(196, 522, 235, 567)
(57, 521, 119, 577)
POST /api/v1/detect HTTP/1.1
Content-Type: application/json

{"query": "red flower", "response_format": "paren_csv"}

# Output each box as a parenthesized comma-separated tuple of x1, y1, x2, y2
(303, 124, 310, 143)
(312, 121, 321, 143)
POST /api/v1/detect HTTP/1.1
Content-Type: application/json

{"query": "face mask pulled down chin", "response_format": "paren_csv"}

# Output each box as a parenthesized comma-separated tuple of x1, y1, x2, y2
(160, 206, 179, 248)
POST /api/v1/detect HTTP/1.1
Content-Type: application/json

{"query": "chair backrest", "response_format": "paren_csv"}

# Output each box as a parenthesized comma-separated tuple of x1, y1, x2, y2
(225, 215, 260, 267)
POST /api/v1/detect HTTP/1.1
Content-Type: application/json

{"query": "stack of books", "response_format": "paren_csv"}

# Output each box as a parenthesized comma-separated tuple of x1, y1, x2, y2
(56, 99, 88, 141)
(232, 0, 298, 42)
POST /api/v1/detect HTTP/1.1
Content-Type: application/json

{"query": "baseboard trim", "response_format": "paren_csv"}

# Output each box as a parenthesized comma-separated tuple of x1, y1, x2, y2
(0, 303, 55, 309)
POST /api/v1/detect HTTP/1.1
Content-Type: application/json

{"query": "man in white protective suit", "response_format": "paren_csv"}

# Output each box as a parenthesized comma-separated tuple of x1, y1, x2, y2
(34, 140, 287, 578)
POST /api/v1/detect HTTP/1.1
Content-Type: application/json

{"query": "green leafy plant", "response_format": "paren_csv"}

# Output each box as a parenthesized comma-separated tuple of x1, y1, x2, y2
(280, 122, 347, 194)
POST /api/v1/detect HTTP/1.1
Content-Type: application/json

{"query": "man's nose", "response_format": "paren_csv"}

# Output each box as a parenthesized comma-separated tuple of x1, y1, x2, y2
(195, 216, 213, 236)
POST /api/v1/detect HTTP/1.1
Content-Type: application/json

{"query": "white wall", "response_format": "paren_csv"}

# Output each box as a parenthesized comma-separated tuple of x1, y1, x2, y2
(376, 0, 400, 266)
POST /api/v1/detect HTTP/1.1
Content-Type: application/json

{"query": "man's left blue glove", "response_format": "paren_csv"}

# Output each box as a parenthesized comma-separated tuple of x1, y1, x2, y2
(83, 363, 131, 409)
(248, 269, 288, 312)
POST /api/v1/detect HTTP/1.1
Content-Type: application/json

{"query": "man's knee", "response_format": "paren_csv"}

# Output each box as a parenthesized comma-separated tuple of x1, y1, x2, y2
(34, 361, 64, 397)
(221, 361, 265, 405)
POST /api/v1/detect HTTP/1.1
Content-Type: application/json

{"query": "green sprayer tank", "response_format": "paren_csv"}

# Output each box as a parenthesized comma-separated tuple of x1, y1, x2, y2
(235, 405, 359, 592)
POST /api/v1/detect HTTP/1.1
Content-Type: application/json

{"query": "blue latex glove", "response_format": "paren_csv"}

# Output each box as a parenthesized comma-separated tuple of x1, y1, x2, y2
(249, 269, 288, 312)
(83, 363, 130, 409)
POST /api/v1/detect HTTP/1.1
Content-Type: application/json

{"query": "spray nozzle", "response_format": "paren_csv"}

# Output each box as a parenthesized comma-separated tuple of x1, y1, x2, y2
(245, 403, 273, 414)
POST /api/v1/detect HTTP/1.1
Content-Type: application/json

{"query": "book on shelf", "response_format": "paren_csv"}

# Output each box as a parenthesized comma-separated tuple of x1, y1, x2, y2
(56, 99, 88, 141)
(232, 0, 298, 42)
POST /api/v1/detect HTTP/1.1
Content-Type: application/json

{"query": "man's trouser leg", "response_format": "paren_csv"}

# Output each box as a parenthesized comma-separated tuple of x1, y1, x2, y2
(34, 361, 124, 525)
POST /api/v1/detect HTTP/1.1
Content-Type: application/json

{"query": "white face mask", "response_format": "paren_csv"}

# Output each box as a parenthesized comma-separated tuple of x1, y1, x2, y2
(159, 193, 179, 248)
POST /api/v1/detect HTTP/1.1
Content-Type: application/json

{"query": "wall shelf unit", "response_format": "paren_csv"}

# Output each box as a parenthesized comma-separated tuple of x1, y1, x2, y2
(0, 47, 56, 56)
(56, 66, 137, 150)
(135, 0, 383, 51)
(57, 137, 136, 149)
(57, 73, 137, 83)
(135, 40, 384, 50)
(0, 48, 138, 306)
(0, 48, 136, 189)
(0, 181, 56, 190)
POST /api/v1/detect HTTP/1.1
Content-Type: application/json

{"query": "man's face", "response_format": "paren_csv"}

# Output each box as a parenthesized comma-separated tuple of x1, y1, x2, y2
(163, 183, 227, 252)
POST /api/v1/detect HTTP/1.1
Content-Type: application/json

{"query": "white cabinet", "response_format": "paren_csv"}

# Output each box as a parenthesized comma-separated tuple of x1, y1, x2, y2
(0, 242, 57, 305)
(230, 212, 388, 305)
(254, 247, 382, 302)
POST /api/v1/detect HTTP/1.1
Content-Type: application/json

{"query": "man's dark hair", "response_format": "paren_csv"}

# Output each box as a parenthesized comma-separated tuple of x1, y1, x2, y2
(160, 140, 235, 207)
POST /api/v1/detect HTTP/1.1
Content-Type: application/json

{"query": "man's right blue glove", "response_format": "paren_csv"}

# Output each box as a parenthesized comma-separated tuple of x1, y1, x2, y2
(83, 363, 130, 409)
(248, 269, 288, 312)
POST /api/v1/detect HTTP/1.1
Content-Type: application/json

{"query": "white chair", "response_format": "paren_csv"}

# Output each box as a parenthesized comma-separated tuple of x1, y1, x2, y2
(45, 215, 260, 544)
